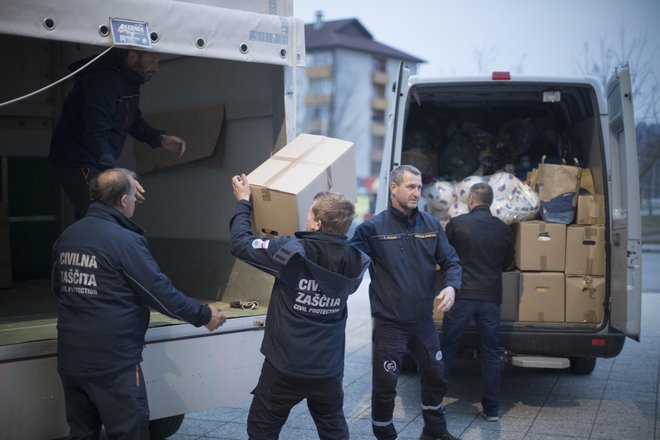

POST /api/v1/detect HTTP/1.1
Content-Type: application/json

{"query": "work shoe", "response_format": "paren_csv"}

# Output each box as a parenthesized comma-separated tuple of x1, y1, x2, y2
(419, 431, 459, 440)
(478, 410, 500, 422)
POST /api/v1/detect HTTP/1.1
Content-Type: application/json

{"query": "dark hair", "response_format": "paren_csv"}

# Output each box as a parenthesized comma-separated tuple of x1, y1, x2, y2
(469, 182, 493, 206)
(311, 192, 355, 235)
(389, 164, 421, 185)
(90, 168, 136, 207)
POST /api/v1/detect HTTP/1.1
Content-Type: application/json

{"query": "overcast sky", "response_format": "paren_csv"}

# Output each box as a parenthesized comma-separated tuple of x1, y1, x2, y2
(293, 0, 660, 78)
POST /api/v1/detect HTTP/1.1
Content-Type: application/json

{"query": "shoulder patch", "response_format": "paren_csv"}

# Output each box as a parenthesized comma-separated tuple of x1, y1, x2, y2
(251, 239, 270, 249)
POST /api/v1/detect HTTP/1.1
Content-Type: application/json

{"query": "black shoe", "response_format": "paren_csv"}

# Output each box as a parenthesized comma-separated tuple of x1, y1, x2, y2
(419, 431, 458, 440)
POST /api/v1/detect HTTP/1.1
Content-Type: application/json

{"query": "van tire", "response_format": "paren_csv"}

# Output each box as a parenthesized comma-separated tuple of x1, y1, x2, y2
(569, 356, 596, 374)
(149, 414, 185, 439)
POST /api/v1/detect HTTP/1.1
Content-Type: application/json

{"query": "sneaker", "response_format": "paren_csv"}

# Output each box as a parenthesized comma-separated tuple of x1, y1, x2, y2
(419, 431, 459, 440)
(478, 410, 500, 422)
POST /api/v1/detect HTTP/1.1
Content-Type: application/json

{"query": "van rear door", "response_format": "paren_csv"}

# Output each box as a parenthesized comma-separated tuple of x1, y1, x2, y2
(606, 65, 642, 341)
(376, 62, 410, 211)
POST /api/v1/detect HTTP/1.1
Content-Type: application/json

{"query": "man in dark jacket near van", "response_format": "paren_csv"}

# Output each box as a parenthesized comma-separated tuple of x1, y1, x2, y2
(53, 168, 225, 439)
(351, 164, 462, 440)
(230, 173, 371, 440)
(441, 182, 514, 422)
(49, 48, 186, 219)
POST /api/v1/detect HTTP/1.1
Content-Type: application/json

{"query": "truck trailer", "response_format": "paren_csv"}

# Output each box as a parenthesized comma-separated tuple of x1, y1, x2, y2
(0, 1, 305, 438)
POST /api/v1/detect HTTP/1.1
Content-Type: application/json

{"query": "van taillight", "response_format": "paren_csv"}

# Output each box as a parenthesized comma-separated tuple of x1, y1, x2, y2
(591, 338, 606, 347)
(492, 71, 511, 80)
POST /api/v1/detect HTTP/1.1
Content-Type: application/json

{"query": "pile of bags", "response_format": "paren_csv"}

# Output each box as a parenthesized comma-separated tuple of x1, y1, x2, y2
(420, 172, 540, 225)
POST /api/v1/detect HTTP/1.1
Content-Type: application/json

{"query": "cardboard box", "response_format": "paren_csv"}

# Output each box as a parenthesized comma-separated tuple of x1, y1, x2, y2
(501, 271, 519, 321)
(565, 275, 605, 323)
(576, 194, 605, 225)
(514, 221, 566, 272)
(248, 134, 356, 237)
(565, 225, 605, 275)
(518, 272, 565, 322)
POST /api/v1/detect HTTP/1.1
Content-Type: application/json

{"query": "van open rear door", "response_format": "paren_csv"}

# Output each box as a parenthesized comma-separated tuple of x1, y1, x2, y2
(376, 62, 409, 212)
(606, 65, 642, 341)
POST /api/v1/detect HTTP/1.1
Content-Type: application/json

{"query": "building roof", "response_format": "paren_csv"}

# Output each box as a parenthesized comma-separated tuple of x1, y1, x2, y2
(305, 17, 425, 64)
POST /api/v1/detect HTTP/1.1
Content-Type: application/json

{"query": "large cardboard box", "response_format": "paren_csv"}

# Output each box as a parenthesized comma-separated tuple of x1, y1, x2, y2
(248, 134, 356, 237)
(514, 221, 566, 272)
(501, 271, 519, 321)
(565, 225, 605, 275)
(565, 275, 605, 323)
(576, 194, 605, 225)
(518, 272, 565, 322)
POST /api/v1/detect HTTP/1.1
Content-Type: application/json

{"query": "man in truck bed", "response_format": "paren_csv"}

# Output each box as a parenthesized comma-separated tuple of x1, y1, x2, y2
(229, 174, 371, 440)
(49, 48, 186, 219)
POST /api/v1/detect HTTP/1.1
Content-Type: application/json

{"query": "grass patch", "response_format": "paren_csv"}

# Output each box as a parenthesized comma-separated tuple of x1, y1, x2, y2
(642, 215, 660, 244)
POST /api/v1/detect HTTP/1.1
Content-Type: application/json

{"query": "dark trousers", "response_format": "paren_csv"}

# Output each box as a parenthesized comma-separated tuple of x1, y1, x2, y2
(247, 359, 348, 440)
(59, 364, 150, 440)
(371, 318, 448, 440)
(52, 164, 100, 220)
(441, 299, 502, 416)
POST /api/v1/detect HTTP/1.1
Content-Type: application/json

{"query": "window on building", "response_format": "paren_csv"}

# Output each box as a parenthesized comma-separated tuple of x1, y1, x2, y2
(373, 56, 386, 73)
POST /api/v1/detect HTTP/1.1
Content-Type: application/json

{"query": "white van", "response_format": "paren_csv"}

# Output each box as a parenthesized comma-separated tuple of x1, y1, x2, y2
(376, 66, 642, 374)
(0, 1, 304, 439)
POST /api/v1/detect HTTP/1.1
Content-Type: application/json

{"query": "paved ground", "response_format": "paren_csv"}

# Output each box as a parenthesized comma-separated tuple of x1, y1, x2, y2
(171, 251, 660, 439)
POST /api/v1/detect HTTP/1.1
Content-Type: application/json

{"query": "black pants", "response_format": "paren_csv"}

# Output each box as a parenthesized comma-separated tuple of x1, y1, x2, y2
(59, 364, 150, 440)
(247, 360, 348, 440)
(371, 318, 448, 440)
(52, 164, 100, 220)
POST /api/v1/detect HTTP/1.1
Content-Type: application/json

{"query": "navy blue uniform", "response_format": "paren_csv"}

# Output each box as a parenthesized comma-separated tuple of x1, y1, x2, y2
(49, 49, 164, 218)
(230, 200, 370, 439)
(52, 202, 211, 439)
(351, 205, 462, 440)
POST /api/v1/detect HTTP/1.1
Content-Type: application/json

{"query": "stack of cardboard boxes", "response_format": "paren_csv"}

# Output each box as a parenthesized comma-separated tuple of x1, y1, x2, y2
(505, 194, 605, 324)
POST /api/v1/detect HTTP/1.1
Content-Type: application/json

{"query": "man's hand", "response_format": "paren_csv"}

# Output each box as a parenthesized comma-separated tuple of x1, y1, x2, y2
(160, 134, 186, 158)
(231, 173, 251, 202)
(436, 286, 456, 313)
(135, 180, 146, 204)
(205, 305, 228, 331)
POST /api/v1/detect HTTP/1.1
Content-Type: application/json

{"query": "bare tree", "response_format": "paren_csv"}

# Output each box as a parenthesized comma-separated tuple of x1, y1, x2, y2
(574, 25, 660, 184)
(574, 26, 659, 125)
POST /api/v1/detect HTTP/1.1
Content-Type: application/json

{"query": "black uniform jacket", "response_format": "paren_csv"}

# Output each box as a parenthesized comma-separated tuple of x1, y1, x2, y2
(351, 205, 462, 323)
(52, 202, 211, 377)
(230, 200, 371, 379)
(49, 49, 163, 170)
(445, 205, 514, 303)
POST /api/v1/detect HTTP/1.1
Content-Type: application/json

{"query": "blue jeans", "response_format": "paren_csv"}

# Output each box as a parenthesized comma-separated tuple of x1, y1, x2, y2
(441, 299, 501, 416)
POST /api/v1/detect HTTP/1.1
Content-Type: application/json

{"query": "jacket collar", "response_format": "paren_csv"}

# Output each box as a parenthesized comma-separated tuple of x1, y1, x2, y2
(294, 230, 348, 242)
(85, 202, 144, 235)
(470, 204, 492, 216)
(388, 203, 418, 225)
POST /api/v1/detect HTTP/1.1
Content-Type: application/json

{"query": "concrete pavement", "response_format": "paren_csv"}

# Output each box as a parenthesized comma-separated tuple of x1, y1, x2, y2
(171, 251, 660, 439)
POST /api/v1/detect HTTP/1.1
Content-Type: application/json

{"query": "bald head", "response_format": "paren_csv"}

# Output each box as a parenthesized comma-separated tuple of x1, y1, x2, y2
(90, 168, 138, 217)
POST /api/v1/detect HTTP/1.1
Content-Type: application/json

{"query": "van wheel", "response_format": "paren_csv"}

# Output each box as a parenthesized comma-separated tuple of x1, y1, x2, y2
(149, 414, 185, 439)
(569, 357, 596, 374)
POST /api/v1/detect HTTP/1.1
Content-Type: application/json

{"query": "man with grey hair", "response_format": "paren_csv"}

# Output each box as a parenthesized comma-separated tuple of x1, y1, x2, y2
(351, 164, 462, 440)
(441, 181, 514, 422)
(52, 168, 225, 439)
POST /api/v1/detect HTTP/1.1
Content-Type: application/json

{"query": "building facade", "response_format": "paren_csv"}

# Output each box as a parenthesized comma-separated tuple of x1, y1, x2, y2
(297, 13, 423, 216)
